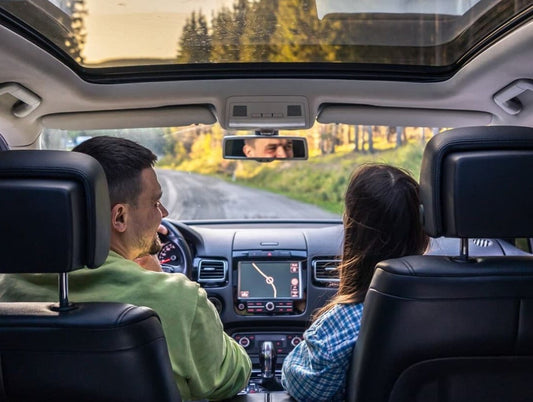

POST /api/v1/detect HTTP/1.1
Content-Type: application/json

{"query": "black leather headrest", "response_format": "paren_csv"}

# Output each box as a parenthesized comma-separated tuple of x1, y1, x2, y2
(420, 126, 533, 238)
(0, 150, 110, 273)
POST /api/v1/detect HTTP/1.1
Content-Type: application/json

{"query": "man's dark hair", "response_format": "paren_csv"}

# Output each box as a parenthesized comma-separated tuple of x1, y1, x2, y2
(72, 136, 157, 206)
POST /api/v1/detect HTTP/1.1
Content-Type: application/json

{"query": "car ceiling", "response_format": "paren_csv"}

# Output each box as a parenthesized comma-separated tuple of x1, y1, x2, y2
(0, 18, 532, 149)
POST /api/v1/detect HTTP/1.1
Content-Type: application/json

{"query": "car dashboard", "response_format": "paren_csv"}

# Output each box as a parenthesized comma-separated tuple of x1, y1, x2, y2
(178, 220, 342, 389)
(161, 218, 531, 396)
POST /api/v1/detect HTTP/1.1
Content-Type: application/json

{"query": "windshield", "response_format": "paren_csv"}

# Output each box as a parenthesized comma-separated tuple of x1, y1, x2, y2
(41, 124, 433, 221)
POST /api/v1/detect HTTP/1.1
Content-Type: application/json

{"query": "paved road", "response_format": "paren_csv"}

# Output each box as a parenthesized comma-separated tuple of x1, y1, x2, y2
(157, 168, 340, 220)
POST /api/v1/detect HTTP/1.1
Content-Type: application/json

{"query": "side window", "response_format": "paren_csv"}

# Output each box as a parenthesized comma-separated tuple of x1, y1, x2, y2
(514, 238, 532, 253)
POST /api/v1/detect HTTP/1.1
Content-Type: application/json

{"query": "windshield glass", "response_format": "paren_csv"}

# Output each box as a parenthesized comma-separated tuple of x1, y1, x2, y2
(0, 0, 530, 68)
(41, 124, 434, 221)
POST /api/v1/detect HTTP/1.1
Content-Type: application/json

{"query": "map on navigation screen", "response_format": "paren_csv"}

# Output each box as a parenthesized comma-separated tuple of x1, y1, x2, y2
(238, 261, 301, 299)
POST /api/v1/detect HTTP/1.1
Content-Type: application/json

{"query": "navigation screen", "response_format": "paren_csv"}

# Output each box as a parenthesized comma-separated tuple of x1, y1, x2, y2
(238, 261, 302, 299)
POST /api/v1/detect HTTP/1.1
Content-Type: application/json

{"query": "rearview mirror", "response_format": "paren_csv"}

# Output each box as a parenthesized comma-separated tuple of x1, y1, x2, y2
(223, 136, 308, 161)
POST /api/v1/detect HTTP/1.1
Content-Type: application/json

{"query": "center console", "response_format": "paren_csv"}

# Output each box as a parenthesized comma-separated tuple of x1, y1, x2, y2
(229, 231, 310, 395)
(230, 251, 306, 376)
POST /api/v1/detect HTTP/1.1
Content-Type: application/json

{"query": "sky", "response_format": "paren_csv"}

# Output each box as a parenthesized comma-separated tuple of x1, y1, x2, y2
(82, 0, 234, 63)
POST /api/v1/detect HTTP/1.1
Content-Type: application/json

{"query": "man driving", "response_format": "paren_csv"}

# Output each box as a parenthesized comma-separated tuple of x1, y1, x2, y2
(243, 137, 294, 158)
(0, 136, 251, 401)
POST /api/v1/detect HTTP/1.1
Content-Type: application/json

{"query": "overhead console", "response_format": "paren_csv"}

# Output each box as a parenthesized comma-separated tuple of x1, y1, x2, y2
(224, 96, 310, 130)
(232, 230, 307, 316)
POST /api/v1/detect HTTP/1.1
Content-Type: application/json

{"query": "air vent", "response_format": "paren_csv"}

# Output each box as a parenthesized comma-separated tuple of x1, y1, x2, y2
(313, 259, 341, 284)
(472, 239, 493, 248)
(198, 259, 228, 284)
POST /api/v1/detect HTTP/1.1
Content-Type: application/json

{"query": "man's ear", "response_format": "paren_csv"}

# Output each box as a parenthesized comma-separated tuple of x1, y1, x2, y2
(111, 203, 128, 233)
(243, 144, 253, 157)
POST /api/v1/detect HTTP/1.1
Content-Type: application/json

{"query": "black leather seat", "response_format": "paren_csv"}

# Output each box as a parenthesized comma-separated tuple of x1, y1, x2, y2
(347, 126, 533, 402)
(0, 150, 181, 402)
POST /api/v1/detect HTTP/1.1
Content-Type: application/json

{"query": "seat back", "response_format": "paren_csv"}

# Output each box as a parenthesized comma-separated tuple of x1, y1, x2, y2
(347, 126, 533, 402)
(0, 150, 181, 402)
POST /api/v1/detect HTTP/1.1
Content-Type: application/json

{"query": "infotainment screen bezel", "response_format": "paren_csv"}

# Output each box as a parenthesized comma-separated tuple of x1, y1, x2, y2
(237, 260, 303, 300)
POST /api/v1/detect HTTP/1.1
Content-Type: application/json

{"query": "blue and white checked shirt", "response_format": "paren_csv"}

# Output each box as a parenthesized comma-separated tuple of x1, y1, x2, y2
(281, 303, 364, 401)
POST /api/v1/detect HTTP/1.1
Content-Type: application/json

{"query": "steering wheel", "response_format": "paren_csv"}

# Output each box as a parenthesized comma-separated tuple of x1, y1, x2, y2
(157, 219, 193, 279)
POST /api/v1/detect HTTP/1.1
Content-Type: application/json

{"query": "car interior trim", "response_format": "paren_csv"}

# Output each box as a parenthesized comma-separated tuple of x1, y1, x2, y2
(317, 104, 493, 128)
(41, 105, 217, 130)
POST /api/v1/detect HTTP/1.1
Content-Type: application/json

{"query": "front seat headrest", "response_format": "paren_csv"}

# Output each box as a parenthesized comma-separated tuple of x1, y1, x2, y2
(0, 150, 110, 273)
(420, 126, 533, 238)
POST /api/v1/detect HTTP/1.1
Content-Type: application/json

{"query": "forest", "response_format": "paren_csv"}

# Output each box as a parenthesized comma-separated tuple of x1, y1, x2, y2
(176, 0, 449, 66)
(42, 123, 435, 214)
(160, 124, 434, 213)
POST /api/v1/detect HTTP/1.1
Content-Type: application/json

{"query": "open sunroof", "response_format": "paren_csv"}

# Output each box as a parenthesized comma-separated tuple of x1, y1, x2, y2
(0, 0, 531, 79)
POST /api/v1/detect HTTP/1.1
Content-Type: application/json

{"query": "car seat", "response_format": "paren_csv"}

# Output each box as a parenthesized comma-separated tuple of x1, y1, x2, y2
(0, 150, 181, 402)
(346, 126, 533, 402)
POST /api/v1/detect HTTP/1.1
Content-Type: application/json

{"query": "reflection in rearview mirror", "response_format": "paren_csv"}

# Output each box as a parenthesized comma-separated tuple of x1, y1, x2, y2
(223, 136, 308, 161)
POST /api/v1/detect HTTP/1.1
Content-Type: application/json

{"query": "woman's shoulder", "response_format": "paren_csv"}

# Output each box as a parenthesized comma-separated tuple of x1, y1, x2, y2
(324, 302, 363, 322)
(305, 303, 364, 360)
(309, 303, 364, 335)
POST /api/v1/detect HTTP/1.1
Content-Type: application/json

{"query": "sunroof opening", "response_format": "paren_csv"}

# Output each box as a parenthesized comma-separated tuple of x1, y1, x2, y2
(0, 0, 530, 69)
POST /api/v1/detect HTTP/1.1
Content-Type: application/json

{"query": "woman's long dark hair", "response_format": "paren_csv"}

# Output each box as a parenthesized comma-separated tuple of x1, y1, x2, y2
(314, 164, 429, 320)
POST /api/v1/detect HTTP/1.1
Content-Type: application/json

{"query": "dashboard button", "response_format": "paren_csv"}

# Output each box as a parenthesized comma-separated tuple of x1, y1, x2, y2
(291, 336, 302, 347)
(239, 337, 251, 348)
(265, 302, 275, 311)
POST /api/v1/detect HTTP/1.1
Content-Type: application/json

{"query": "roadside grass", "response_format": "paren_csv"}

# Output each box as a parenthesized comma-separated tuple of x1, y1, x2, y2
(230, 142, 425, 214)
(158, 125, 429, 214)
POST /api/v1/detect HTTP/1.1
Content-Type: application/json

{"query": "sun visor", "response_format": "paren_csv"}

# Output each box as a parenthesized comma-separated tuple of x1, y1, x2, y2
(318, 104, 492, 128)
(41, 105, 216, 130)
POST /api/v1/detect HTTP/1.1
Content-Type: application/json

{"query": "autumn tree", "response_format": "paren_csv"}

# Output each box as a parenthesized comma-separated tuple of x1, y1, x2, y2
(319, 124, 336, 154)
(353, 125, 360, 152)
(65, 0, 87, 64)
(362, 125, 374, 153)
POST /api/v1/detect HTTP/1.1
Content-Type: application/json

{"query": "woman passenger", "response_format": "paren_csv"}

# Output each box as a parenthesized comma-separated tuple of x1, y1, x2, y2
(281, 163, 429, 401)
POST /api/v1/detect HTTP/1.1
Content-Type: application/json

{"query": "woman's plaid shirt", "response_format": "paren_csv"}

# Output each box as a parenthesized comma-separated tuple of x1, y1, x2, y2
(281, 303, 364, 401)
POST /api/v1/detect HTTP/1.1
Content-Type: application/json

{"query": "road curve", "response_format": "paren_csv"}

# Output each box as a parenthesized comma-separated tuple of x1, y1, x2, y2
(156, 168, 340, 221)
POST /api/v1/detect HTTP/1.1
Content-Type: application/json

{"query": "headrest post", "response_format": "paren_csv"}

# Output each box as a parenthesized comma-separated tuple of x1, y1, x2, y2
(459, 238, 469, 261)
(57, 273, 74, 311)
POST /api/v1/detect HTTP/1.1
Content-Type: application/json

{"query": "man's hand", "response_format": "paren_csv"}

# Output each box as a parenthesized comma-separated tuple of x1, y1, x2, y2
(134, 254, 163, 272)
(158, 224, 169, 236)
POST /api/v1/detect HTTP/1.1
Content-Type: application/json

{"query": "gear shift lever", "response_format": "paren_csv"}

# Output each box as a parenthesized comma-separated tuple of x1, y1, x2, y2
(259, 341, 284, 391)
(260, 341, 275, 379)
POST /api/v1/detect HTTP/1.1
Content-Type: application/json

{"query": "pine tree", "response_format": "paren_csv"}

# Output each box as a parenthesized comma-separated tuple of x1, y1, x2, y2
(210, 0, 250, 63)
(240, 0, 279, 62)
(177, 10, 211, 63)
(210, 6, 236, 62)
(270, 0, 336, 62)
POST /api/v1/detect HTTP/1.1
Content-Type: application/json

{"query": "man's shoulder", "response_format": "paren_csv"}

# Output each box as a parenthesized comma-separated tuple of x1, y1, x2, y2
(105, 252, 200, 291)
